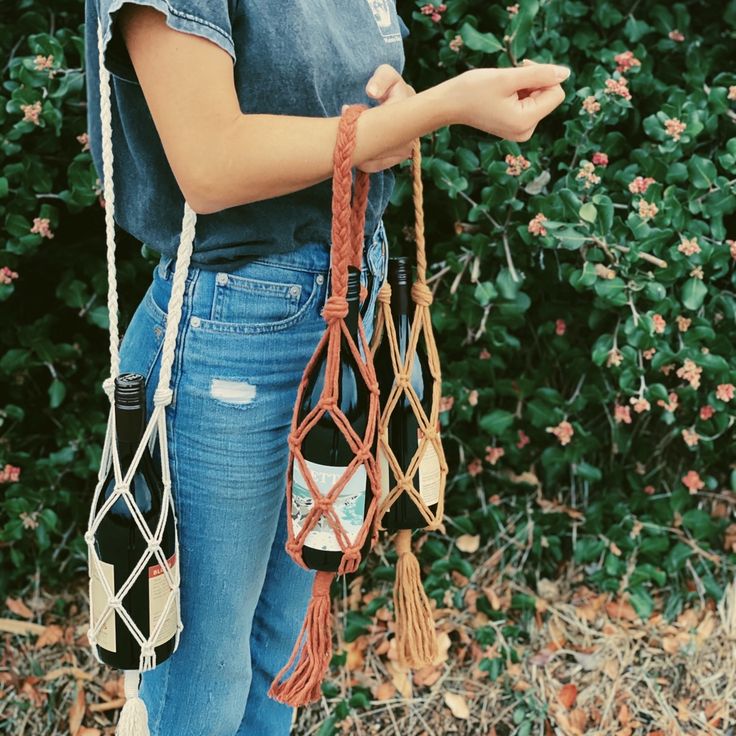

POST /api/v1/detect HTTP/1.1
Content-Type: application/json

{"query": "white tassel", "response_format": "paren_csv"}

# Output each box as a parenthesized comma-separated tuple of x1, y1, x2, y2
(116, 670, 150, 736)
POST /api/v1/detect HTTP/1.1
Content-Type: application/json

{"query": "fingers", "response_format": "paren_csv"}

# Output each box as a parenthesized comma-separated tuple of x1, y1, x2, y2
(366, 63, 402, 98)
(497, 62, 571, 94)
(517, 83, 567, 121)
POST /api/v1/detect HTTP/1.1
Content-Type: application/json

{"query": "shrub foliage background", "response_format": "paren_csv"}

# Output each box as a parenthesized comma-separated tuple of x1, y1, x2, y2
(1, 0, 735, 675)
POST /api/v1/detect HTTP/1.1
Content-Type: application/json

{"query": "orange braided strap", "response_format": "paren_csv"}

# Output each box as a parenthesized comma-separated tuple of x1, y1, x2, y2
(269, 104, 382, 706)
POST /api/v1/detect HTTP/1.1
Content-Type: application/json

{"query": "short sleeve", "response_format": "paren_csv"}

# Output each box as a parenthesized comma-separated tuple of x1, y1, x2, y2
(97, 0, 236, 84)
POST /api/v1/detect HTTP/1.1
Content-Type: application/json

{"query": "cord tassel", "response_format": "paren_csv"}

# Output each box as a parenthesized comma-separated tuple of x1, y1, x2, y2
(393, 529, 438, 668)
(268, 571, 335, 706)
(115, 670, 150, 736)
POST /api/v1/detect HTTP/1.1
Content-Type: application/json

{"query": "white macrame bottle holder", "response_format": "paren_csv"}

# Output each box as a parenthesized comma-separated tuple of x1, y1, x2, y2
(85, 19, 196, 735)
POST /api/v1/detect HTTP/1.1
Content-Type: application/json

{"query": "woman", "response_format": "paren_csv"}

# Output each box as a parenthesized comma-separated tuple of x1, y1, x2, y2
(83, 1, 569, 734)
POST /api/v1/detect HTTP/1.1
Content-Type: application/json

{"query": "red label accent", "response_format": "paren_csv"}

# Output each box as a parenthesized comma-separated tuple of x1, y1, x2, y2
(148, 552, 176, 579)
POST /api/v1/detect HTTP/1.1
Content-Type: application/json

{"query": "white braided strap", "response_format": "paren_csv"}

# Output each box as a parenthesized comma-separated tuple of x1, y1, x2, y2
(86, 18, 195, 680)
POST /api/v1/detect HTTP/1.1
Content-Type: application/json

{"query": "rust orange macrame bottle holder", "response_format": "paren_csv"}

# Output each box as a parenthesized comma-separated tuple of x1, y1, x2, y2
(269, 104, 382, 707)
(369, 137, 449, 668)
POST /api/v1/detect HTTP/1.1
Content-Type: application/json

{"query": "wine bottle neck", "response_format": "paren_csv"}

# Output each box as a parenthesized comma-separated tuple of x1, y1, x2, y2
(115, 406, 146, 458)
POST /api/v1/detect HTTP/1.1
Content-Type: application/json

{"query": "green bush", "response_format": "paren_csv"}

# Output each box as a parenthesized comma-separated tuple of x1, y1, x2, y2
(1, 0, 735, 635)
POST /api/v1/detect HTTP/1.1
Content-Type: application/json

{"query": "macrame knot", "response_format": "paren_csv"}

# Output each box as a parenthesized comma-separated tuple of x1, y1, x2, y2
(109, 596, 121, 608)
(153, 387, 173, 407)
(141, 643, 155, 658)
(315, 497, 332, 512)
(355, 447, 372, 463)
(321, 396, 338, 413)
(286, 540, 300, 556)
(341, 547, 362, 566)
(84, 530, 95, 545)
(114, 483, 129, 496)
(411, 280, 433, 307)
(147, 541, 159, 553)
(102, 376, 115, 398)
(396, 372, 411, 390)
(377, 281, 392, 304)
(322, 295, 349, 322)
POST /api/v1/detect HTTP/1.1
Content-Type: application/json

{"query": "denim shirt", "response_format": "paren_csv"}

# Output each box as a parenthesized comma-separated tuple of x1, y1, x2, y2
(84, 0, 410, 271)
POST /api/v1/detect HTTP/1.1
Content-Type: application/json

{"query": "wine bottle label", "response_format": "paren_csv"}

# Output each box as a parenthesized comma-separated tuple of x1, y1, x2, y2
(148, 552, 178, 647)
(292, 459, 367, 551)
(89, 557, 117, 652)
(377, 439, 391, 505)
(417, 422, 441, 506)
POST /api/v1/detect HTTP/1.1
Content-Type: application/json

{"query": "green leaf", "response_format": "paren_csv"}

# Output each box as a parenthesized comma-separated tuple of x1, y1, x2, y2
(687, 156, 717, 189)
(459, 23, 503, 54)
(681, 278, 707, 311)
(48, 379, 66, 409)
(479, 410, 515, 435)
(579, 202, 597, 223)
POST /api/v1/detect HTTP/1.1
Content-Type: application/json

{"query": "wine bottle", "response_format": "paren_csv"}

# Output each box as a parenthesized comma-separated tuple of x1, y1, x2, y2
(90, 373, 178, 669)
(374, 257, 441, 530)
(292, 266, 376, 571)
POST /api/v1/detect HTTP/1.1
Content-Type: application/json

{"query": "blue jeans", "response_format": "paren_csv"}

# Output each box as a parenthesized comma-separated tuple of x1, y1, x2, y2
(118, 220, 389, 736)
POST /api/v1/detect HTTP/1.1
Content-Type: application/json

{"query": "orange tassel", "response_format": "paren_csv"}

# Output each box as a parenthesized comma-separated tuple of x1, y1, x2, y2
(393, 529, 438, 668)
(268, 570, 335, 706)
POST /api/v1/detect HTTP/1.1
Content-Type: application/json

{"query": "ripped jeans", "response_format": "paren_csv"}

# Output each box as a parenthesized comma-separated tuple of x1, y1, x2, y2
(118, 220, 389, 736)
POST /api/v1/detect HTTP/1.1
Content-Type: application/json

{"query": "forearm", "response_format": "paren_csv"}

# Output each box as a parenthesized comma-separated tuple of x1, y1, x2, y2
(193, 80, 457, 215)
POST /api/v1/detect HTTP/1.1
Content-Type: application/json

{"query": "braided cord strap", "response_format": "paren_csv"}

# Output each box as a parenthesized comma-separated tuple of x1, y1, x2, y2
(269, 104, 382, 707)
(369, 137, 448, 668)
(86, 19, 194, 736)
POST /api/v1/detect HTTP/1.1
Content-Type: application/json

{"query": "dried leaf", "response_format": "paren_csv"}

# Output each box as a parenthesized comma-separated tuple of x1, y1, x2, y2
(455, 534, 480, 553)
(558, 683, 578, 709)
(5, 597, 34, 619)
(35, 624, 64, 649)
(68, 684, 86, 736)
(373, 682, 396, 701)
(443, 691, 470, 719)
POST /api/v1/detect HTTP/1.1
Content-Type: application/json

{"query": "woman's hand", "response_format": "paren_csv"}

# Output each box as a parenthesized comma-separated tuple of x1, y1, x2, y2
(446, 60, 571, 141)
(344, 64, 417, 174)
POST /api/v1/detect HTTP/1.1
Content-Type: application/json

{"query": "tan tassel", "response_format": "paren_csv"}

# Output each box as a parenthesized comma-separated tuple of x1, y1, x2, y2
(268, 570, 335, 706)
(115, 670, 150, 736)
(393, 529, 438, 668)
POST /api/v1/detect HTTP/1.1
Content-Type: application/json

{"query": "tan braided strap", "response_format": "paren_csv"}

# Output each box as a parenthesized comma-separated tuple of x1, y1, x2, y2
(369, 137, 448, 668)
(269, 104, 382, 707)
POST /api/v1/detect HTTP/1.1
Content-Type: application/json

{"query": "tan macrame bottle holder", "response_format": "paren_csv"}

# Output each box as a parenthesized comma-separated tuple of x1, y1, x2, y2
(369, 137, 449, 668)
(268, 104, 383, 707)
(85, 19, 196, 736)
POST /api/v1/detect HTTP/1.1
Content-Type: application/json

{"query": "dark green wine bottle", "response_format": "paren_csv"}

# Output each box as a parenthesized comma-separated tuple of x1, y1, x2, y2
(374, 257, 441, 530)
(90, 373, 178, 669)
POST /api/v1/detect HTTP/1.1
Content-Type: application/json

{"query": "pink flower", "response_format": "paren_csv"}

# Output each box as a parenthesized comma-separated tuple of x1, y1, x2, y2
(676, 315, 692, 332)
(604, 76, 632, 100)
(592, 151, 609, 166)
(716, 383, 735, 402)
(505, 153, 531, 177)
(76, 131, 90, 152)
(467, 458, 483, 477)
(668, 29, 685, 42)
(699, 405, 715, 420)
(582, 96, 601, 114)
(681, 428, 699, 447)
(479, 348, 491, 360)
(628, 176, 656, 194)
(638, 200, 659, 220)
(630, 396, 650, 413)
(467, 389, 479, 407)
(643, 485, 656, 495)
(546, 420, 574, 446)
(19, 511, 39, 530)
(677, 237, 701, 256)
(676, 358, 702, 389)
(657, 391, 679, 413)
(728, 239, 736, 259)
(728, 86, 736, 101)
(34, 54, 55, 72)
(21, 101, 42, 125)
(614, 51, 641, 74)
(440, 395, 454, 412)
(507, 3, 519, 14)
(484, 446, 505, 465)
(664, 117, 686, 141)
(421, 3, 446, 22)
(555, 319, 566, 336)
(449, 34, 463, 53)
(607, 348, 623, 367)
(681, 470, 704, 494)
(0, 464, 21, 484)
(689, 265, 704, 280)
(516, 430, 530, 449)
(576, 161, 601, 188)
(30, 217, 54, 239)
(614, 404, 632, 424)
(528, 212, 548, 237)
(652, 314, 666, 334)
(0, 266, 19, 285)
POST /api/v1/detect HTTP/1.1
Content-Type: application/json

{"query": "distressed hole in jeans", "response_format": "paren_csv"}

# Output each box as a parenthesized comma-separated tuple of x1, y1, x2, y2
(210, 378, 257, 405)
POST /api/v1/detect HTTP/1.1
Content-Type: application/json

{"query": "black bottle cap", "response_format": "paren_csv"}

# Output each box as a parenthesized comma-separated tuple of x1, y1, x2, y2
(346, 265, 361, 302)
(388, 256, 410, 286)
(114, 373, 146, 408)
